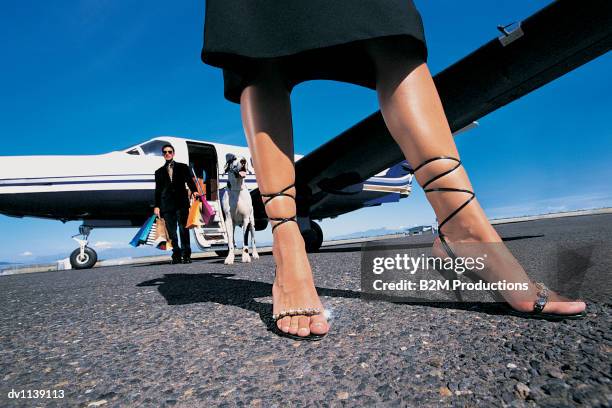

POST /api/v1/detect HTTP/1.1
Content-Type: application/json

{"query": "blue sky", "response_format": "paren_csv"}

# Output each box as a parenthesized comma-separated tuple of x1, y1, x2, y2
(0, 1, 610, 263)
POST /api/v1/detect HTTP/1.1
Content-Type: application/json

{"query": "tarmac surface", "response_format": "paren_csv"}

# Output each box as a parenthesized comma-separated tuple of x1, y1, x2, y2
(1, 213, 611, 407)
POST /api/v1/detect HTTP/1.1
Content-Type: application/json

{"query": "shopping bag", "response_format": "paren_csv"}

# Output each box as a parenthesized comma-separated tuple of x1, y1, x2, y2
(200, 197, 216, 225)
(129, 223, 147, 247)
(189, 165, 216, 225)
(145, 219, 158, 246)
(130, 215, 156, 247)
(197, 177, 207, 196)
(153, 218, 173, 251)
(186, 199, 203, 229)
(139, 215, 156, 243)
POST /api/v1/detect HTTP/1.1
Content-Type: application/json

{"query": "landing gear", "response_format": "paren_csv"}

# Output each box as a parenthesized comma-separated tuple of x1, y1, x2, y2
(302, 220, 323, 253)
(70, 225, 98, 269)
(70, 246, 98, 270)
(215, 249, 229, 258)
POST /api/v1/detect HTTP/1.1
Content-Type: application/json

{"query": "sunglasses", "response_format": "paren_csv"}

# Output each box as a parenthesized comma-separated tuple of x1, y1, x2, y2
(162, 150, 174, 155)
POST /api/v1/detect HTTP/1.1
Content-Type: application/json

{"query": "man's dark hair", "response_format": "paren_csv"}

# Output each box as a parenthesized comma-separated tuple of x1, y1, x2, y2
(161, 144, 174, 153)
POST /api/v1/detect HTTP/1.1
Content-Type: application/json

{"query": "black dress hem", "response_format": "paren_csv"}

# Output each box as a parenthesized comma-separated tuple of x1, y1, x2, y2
(202, 33, 427, 104)
(201, 0, 428, 104)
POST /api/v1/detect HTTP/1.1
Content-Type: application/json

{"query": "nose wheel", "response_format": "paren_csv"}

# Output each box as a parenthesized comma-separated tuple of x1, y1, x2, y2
(70, 246, 98, 269)
(69, 226, 98, 269)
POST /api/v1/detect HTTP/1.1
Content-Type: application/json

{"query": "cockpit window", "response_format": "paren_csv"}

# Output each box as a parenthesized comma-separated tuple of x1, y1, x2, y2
(140, 140, 170, 156)
(126, 149, 140, 155)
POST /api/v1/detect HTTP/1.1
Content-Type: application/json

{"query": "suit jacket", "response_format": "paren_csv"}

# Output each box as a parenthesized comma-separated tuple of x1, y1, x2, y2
(155, 161, 197, 212)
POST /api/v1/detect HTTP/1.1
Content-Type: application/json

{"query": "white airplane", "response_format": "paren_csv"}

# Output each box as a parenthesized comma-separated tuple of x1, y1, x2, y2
(0, 136, 417, 269)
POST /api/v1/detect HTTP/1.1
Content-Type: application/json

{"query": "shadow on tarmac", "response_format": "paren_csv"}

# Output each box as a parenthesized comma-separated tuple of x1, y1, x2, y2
(134, 233, 604, 331)
(137, 273, 361, 330)
(135, 272, 537, 332)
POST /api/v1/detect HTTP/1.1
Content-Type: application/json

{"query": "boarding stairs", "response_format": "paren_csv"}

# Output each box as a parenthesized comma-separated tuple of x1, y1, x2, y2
(192, 200, 229, 251)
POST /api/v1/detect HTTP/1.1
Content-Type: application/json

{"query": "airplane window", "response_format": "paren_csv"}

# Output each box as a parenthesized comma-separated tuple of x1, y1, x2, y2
(126, 149, 140, 155)
(140, 140, 170, 156)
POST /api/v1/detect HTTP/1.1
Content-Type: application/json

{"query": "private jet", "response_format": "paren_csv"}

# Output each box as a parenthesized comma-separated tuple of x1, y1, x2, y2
(0, 137, 419, 269)
(0, 0, 607, 269)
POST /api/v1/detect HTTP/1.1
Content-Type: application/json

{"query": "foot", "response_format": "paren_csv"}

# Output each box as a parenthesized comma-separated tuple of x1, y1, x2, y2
(431, 233, 587, 316)
(410, 155, 585, 317)
(224, 251, 235, 265)
(241, 249, 252, 263)
(271, 225, 329, 337)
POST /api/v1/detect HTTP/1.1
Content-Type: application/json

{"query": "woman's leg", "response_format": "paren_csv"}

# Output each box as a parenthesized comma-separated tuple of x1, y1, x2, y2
(240, 64, 329, 336)
(366, 39, 585, 315)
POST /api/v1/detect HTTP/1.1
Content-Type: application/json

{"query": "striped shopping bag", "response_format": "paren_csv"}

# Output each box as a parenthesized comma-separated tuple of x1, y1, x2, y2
(129, 215, 157, 247)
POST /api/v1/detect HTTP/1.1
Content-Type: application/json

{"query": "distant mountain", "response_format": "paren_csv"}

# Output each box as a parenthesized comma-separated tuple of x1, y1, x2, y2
(22, 246, 182, 265)
(7, 243, 236, 267)
(329, 225, 436, 241)
(0, 261, 20, 273)
(330, 227, 407, 241)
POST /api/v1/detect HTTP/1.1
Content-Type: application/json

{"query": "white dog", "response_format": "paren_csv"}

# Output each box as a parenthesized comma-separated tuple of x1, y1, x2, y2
(221, 155, 259, 264)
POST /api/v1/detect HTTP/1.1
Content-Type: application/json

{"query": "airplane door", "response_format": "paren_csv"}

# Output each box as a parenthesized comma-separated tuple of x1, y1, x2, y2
(186, 142, 229, 251)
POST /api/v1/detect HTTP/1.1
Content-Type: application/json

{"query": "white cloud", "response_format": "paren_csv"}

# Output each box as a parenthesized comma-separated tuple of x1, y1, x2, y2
(20, 251, 33, 257)
(93, 241, 126, 250)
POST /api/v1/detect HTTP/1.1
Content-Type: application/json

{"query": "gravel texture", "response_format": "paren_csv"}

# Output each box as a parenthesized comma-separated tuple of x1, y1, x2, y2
(1, 214, 610, 407)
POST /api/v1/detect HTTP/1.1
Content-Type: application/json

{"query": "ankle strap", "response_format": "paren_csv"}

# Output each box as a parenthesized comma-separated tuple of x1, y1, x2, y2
(260, 183, 297, 232)
(413, 156, 476, 233)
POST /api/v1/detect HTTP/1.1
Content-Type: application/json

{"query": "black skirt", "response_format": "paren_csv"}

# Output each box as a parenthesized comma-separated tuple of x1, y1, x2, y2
(201, 1, 428, 104)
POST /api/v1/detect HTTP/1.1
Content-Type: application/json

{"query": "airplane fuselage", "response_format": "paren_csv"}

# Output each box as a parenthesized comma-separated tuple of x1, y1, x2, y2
(0, 136, 413, 229)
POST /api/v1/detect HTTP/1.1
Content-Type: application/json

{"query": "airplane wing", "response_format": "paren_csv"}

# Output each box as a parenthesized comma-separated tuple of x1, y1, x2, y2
(251, 0, 611, 221)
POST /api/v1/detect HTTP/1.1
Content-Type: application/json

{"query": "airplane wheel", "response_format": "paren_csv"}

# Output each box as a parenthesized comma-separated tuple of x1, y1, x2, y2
(303, 221, 323, 253)
(70, 247, 98, 270)
(215, 249, 229, 258)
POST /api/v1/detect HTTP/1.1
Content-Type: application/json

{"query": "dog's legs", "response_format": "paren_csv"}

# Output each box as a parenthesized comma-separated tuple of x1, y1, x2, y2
(241, 222, 252, 263)
(224, 210, 235, 265)
(249, 213, 259, 259)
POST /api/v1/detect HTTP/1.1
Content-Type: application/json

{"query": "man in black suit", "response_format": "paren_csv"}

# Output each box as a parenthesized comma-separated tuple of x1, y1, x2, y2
(154, 144, 199, 264)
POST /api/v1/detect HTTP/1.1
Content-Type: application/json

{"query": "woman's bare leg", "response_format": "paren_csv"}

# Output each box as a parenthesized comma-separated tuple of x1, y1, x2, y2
(366, 39, 585, 315)
(240, 64, 329, 336)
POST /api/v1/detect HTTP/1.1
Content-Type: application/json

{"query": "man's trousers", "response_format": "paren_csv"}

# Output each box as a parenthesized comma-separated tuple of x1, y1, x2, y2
(162, 208, 191, 260)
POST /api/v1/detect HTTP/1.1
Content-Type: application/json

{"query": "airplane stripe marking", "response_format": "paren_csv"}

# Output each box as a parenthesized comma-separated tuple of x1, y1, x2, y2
(0, 184, 155, 194)
(362, 185, 410, 193)
(0, 174, 155, 182)
(0, 179, 154, 187)
(366, 182, 411, 187)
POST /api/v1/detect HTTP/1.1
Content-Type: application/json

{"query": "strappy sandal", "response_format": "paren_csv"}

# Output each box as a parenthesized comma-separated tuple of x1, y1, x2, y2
(261, 183, 327, 340)
(415, 156, 586, 320)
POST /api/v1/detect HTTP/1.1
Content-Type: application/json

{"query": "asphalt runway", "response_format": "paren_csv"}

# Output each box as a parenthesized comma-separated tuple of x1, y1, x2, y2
(1, 214, 610, 407)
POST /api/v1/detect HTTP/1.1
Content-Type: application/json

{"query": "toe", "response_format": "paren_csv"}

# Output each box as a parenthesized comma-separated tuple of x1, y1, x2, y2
(288, 316, 299, 335)
(544, 293, 587, 315)
(546, 300, 587, 315)
(277, 316, 291, 333)
(309, 314, 329, 335)
(566, 300, 587, 314)
(297, 316, 310, 337)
